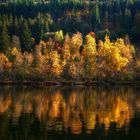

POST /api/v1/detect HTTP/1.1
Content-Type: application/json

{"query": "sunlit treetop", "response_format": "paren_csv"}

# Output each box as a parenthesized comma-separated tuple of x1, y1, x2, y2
(98, 35, 130, 73)
(82, 34, 96, 58)
(11, 47, 19, 56)
(54, 30, 64, 42)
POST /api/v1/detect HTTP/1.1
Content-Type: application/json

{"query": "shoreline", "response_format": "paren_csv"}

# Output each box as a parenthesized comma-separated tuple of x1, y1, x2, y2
(0, 80, 140, 86)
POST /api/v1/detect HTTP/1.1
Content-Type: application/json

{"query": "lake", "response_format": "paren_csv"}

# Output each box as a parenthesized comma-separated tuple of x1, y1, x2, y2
(0, 86, 140, 140)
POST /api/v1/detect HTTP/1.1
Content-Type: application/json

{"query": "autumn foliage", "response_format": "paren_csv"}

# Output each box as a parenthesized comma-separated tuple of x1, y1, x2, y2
(0, 30, 137, 81)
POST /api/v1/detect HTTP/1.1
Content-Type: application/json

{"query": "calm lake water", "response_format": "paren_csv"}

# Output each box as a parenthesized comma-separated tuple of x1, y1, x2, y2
(0, 86, 140, 140)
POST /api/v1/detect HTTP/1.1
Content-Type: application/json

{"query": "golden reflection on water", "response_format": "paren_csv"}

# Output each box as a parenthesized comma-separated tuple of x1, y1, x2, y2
(0, 86, 140, 134)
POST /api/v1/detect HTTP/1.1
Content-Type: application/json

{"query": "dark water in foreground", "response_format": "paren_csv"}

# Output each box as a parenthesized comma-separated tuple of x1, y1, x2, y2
(0, 86, 140, 140)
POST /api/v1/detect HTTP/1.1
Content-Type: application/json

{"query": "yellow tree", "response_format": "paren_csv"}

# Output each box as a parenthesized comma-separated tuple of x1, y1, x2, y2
(39, 39, 63, 79)
(34, 40, 63, 80)
(114, 37, 135, 79)
(11, 47, 23, 67)
(71, 32, 83, 58)
(33, 41, 46, 79)
(0, 53, 12, 80)
(41, 39, 55, 78)
(11, 47, 35, 80)
(82, 34, 97, 81)
(115, 38, 135, 62)
(63, 34, 71, 61)
(62, 34, 71, 80)
(0, 53, 12, 72)
(97, 35, 129, 79)
(50, 51, 63, 79)
(54, 30, 64, 43)
(69, 32, 83, 80)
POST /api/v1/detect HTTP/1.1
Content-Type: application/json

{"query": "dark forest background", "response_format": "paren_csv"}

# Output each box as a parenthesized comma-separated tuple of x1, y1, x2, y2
(0, 0, 140, 50)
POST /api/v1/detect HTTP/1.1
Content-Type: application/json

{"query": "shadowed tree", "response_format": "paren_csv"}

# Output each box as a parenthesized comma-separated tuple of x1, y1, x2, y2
(0, 22, 11, 53)
(19, 21, 32, 52)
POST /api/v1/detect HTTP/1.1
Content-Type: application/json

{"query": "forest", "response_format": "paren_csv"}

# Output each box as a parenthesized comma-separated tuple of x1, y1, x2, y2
(0, 0, 140, 83)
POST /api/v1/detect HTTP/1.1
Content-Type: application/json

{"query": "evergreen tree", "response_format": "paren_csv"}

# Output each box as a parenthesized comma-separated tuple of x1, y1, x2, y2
(124, 8, 132, 30)
(95, 3, 101, 31)
(19, 21, 32, 52)
(33, 16, 43, 44)
(0, 22, 10, 53)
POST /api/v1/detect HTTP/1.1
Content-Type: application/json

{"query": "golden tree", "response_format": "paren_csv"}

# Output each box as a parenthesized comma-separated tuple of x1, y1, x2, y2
(97, 35, 129, 79)
(82, 34, 97, 80)
(115, 38, 135, 62)
(11, 47, 35, 80)
(54, 30, 64, 43)
(70, 32, 83, 80)
(11, 47, 23, 67)
(63, 34, 71, 60)
(62, 34, 71, 80)
(50, 50, 63, 79)
(0, 53, 12, 73)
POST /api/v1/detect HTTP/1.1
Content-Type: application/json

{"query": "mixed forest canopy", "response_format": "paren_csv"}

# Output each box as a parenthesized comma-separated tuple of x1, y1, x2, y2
(0, 0, 140, 82)
(0, 0, 140, 42)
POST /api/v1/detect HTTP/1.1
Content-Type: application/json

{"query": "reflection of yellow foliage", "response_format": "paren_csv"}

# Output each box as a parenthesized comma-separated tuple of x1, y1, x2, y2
(14, 102, 22, 119)
(0, 88, 137, 134)
(103, 116, 110, 130)
(85, 112, 96, 131)
(69, 92, 77, 107)
(0, 96, 12, 113)
(49, 91, 63, 118)
(70, 118, 82, 134)
(136, 100, 140, 109)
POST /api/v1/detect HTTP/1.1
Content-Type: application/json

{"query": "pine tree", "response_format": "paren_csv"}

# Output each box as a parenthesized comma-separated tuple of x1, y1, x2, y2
(33, 15, 44, 44)
(124, 8, 132, 30)
(19, 21, 32, 52)
(95, 3, 101, 31)
(0, 22, 10, 53)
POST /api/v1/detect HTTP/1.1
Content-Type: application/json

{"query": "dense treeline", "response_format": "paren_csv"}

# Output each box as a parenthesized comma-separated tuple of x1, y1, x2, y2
(0, 30, 139, 82)
(0, 0, 140, 43)
(0, 0, 140, 82)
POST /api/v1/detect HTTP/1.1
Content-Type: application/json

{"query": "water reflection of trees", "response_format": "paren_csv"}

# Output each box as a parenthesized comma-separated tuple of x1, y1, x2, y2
(0, 86, 140, 140)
